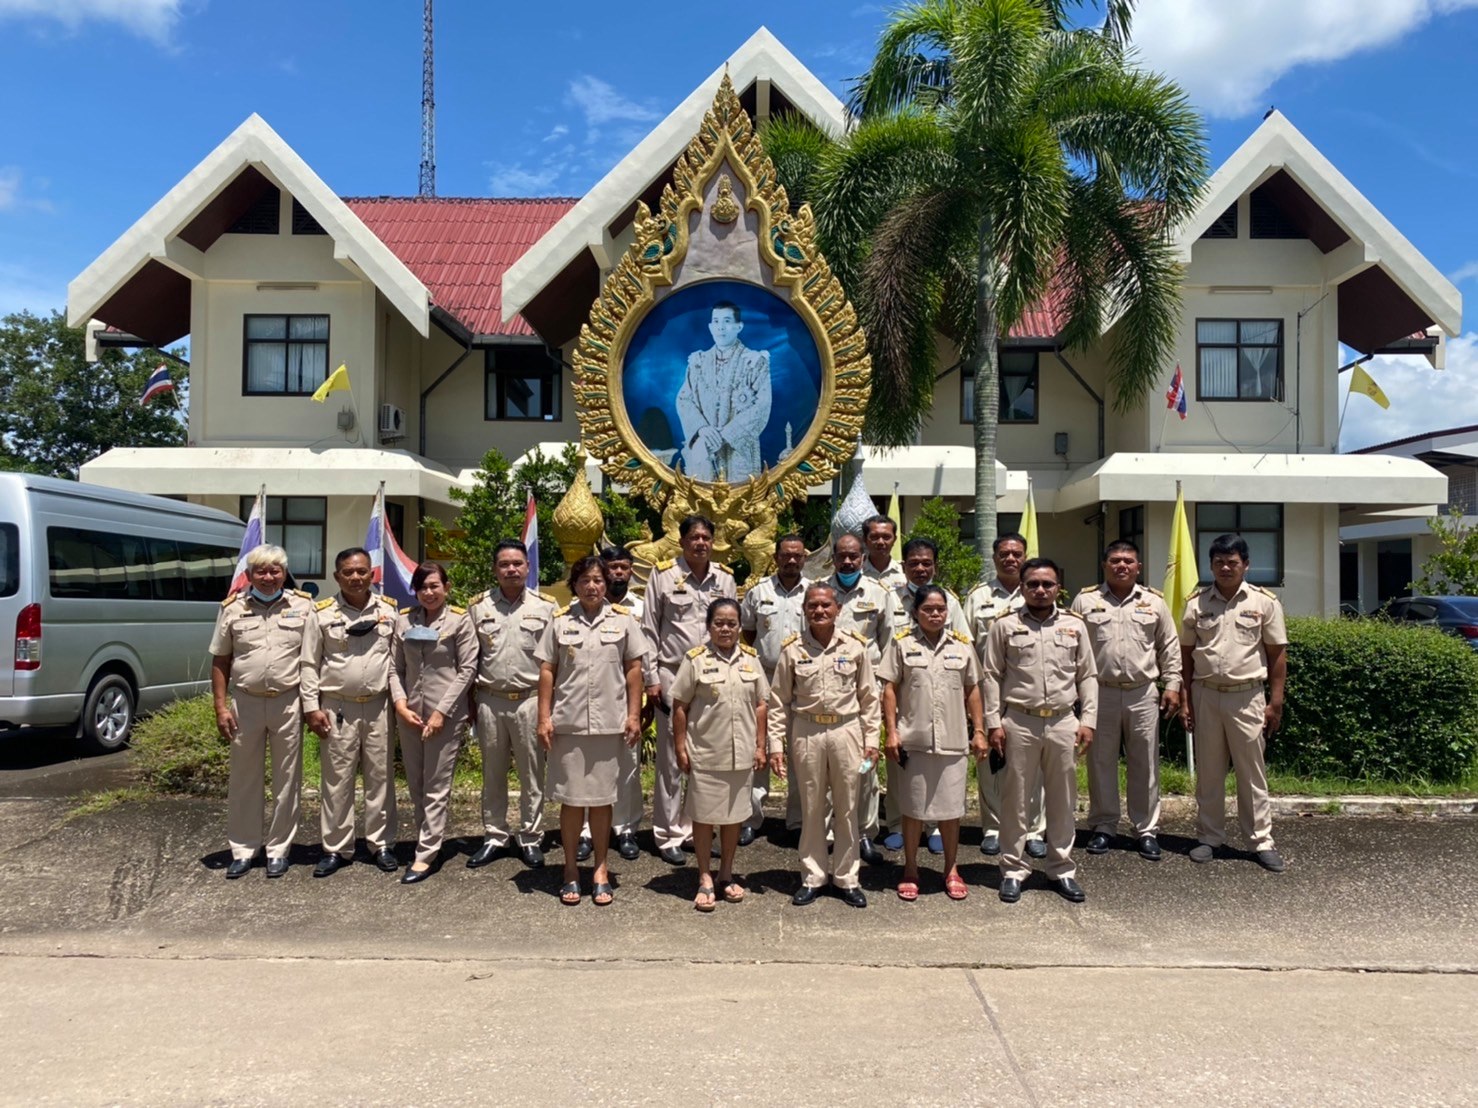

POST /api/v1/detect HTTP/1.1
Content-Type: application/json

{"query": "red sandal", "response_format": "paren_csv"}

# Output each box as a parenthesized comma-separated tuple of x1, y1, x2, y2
(945, 873, 968, 901)
(897, 880, 919, 902)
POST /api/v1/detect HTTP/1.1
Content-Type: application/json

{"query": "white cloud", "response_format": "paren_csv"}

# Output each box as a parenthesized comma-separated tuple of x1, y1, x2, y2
(1341, 331, 1478, 450)
(488, 163, 562, 196)
(542, 124, 569, 143)
(1449, 261, 1478, 286)
(1132, 0, 1478, 117)
(0, 168, 19, 211)
(0, 0, 184, 44)
(565, 75, 660, 128)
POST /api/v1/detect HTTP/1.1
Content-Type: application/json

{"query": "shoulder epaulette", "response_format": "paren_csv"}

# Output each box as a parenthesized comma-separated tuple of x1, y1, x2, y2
(399, 606, 413, 615)
(376, 594, 398, 607)
(314, 597, 335, 611)
(611, 603, 630, 615)
(221, 591, 239, 607)
(1252, 584, 1277, 597)
(714, 563, 734, 575)
(1143, 585, 1164, 597)
(1077, 584, 1099, 594)
(1062, 608, 1085, 621)
(656, 558, 676, 571)
(686, 644, 706, 658)
(555, 603, 571, 616)
(467, 590, 489, 606)
(739, 642, 757, 656)
(780, 632, 800, 647)
(848, 629, 867, 644)
(952, 629, 971, 643)
(292, 589, 312, 599)
(535, 590, 556, 604)
(894, 628, 912, 640)
(942, 586, 959, 600)
(448, 604, 467, 615)
(1188, 586, 1206, 600)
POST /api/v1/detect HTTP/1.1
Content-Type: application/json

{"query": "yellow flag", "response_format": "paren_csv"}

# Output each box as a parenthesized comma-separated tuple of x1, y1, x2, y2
(886, 491, 902, 561)
(1349, 363, 1390, 409)
(1164, 484, 1199, 622)
(1021, 481, 1039, 559)
(311, 364, 350, 403)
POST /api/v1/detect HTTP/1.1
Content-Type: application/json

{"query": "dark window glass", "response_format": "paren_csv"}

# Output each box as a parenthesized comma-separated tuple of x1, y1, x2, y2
(147, 538, 185, 601)
(1194, 504, 1284, 587)
(1196, 319, 1282, 401)
(1200, 204, 1238, 239)
(485, 345, 561, 421)
(0, 523, 17, 598)
(243, 314, 330, 396)
(46, 527, 231, 601)
(227, 188, 281, 234)
(180, 541, 237, 602)
(960, 350, 1039, 424)
(1249, 187, 1302, 239)
(291, 198, 327, 235)
(1118, 506, 1146, 579)
(241, 496, 327, 578)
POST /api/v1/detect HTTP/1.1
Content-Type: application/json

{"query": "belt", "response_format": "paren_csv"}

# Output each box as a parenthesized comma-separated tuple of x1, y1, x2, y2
(322, 692, 386, 704)
(234, 687, 288, 699)
(1200, 678, 1262, 693)
(479, 687, 537, 702)
(1099, 680, 1152, 690)
(796, 711, 857, 725)
(1005, 702, 1072, 719)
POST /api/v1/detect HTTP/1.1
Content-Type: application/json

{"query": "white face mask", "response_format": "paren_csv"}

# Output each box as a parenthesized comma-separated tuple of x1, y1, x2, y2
(250, 586, 283, 603)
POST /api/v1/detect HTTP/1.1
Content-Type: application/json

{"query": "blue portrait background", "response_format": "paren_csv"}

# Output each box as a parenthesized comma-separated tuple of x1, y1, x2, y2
(621, 279, 822, 478)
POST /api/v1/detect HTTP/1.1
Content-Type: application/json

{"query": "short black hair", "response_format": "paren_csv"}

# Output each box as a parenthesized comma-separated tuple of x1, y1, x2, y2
(679, 515, 716, 539)
(599, 546, 632, 564)
(832, 532, 863, 555)
(775, 533, 807, 554)
(993, 532, 1027, 555)
(334, 546, 370, 571)
(410, 561, 449, 592)
(1208, 533, 1251, 562)
(1103, 539, 1140, 561)
(567, 554, 610, 589)
(1020, 557, 1062, 585)
(911, 583, 949, 618)
(493, 539, 528, 562)
(705, 597, 741, 626)
(711, 300, 742, 322)
(861, 514, 896, 540)
(902, 537, 937, 561)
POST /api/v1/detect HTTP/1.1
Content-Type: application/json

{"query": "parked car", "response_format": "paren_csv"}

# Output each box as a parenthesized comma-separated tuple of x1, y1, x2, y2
(1378, 595, 1478, 651)
(0, 473, 244, 752)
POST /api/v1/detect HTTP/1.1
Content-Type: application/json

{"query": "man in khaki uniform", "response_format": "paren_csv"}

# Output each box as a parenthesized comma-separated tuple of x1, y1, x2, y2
(767, 583, 881, 908)
(964, 532, 1045, 858)
(1071, 539, 1181, 861)
(302, 548, 399, 877)
(641, 515, 737, 864)
(861, 515, 907, 590)
(740, 534, 809, 843)
(1179, 533, 1288, 872)
(982, 557, 1098, 904)
(466, 540, 557, 871)
(210, 544, 315, 879)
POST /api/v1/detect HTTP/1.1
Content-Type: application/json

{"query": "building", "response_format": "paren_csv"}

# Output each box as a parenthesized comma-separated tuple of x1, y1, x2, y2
(69, 29, 1460, 613)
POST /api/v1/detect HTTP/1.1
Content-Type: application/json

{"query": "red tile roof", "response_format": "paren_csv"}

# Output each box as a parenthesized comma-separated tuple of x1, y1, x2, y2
(1011, 283, 1066, 341)
(343, 197, 578, 338)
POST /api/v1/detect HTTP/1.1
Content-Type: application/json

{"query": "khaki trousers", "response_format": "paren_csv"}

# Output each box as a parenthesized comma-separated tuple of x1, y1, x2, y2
(653, 667, 692, 850)
(1087, 684, 1161, 836)
(999, 710, 1078, 882)
(793, 717, 864, 889)
(318, 693, 395, 857)
(475, 692, 545, 848)
(400, 720, 462, 866)
(227, 691, 303, 862)
(1191, 684, 1275, 850)
(979, 748, 1045, 841)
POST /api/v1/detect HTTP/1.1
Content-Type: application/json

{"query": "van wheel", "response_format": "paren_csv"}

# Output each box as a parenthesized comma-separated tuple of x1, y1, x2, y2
(79, 674, 135, 754)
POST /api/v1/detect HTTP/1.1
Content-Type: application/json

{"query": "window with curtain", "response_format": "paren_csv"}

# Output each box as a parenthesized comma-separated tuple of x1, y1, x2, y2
(243, 314, 330, 396)
(1196, 319, 1281, 400)
(960, 350, 1039, 423)
(485, 344, 561, 421)
(239, 496, 327, 578)
(1195, 503, 1283, 587)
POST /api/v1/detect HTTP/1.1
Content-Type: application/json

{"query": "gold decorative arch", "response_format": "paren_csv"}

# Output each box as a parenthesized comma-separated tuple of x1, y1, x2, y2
(570, 73, 871, 578)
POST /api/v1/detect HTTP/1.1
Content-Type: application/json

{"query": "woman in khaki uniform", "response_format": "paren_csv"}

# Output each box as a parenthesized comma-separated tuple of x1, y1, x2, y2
(880, 585, 987, 901)
(672, 598, 769, 912)
(390, 561, 476, 884)
(535, 556, 644, 907)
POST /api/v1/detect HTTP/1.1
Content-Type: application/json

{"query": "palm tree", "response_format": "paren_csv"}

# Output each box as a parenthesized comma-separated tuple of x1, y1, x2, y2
(766, 0, 1207, 558)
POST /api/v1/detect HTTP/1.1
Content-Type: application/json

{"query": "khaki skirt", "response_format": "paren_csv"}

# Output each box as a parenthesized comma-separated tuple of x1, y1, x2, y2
(897, 750, 968, 822)
(686, 767, 753, 826)
(549, 732, 621, 807)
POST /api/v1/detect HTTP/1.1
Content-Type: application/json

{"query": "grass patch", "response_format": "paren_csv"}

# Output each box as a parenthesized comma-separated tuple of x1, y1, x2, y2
(65, 786, 150, 822)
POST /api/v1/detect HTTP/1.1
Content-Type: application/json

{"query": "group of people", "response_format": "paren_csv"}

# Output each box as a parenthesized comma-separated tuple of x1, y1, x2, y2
(210, 511, 1288, 908)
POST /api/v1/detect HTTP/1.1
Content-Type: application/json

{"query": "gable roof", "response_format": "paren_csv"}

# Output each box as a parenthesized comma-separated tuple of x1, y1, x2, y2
(68, 114, 431, 342)
(345, 197, 578, 339)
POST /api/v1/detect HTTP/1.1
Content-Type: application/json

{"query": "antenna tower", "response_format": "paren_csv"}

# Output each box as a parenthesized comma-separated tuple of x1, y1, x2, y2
(418, 0, 436, 197)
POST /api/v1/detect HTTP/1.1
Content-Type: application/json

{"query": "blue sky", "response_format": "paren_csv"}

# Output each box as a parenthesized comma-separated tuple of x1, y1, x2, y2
(1, 0, 1475, 449)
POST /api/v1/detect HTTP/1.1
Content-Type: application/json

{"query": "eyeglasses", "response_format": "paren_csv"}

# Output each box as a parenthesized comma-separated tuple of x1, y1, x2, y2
(1022, 581, 1058, 591)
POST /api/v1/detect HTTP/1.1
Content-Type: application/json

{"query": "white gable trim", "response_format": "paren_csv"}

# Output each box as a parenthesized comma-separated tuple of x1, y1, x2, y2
(68, 114, 430, 337)
(502, 27, 848, 322)
(1175, 111, 1460, 338)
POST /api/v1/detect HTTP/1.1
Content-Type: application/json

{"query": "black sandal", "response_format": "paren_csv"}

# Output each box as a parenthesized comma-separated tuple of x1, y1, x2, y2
(592, 881, 614, 906)
(559, 881, 581, 906)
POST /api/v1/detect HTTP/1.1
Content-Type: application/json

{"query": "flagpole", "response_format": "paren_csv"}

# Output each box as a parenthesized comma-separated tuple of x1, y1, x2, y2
(1336, 378, 1352, 449)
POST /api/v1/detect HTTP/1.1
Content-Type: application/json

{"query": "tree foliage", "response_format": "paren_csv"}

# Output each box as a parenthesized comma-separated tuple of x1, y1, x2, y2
(1412, 508, 1478, 596)
(907, 497, 984, 596)
(0, 310, 186, 477)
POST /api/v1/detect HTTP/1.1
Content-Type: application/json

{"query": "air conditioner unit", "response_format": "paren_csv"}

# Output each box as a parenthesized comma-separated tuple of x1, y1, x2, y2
(378, 404, 406, 439)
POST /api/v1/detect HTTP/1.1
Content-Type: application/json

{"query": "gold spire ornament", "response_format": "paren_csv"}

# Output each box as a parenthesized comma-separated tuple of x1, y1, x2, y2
(711, 174, 740, 224)
(550, 458, 605, 565)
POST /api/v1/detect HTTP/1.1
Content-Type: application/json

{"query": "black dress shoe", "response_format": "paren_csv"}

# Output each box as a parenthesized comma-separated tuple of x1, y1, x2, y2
(575, 837, 593, 862)
(313, 854, 349, 878)
(265, 856, 289, 878)
(616, 833, 639, 861)
(659, 846, 686, 866)
(859, 836, 883, 865)
(1025, 838, 1047, 859)
(838, 886, 867, 908)
(466, 841, 501, 868)
(373, 848, 399, 872)
(791, 884, 821, 906)
(225, 857, 254, 879)
(1086, 832, 1112, 855)
(1055, 876, 1086, 902)
(1255, 848, 1286, 873)
(401, 866, 433, 884)
(980, 835, 1001, 856)
(519, 844, 545, 869)
(999, 877, 1022, 903)
(738, 825, 756, 847)
(1137, 835, 1162, 861)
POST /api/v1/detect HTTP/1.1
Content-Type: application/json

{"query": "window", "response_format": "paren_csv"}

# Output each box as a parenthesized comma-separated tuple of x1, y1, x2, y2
(485, 344, 561, 421)
(291, 198, 327, 235)
(960, 349, 1039, 424)
(241, 496, 327, 578)
(1250, 187, 1301, 239)
(1195, 503, 1283, 587)
(0, 523, 17, 598)
(243, 314, 330, 395)
(46, 528, 235, 601)
(1196, 319, 1281, 401)
(227, 188, 281, 235)
(1118, 505, 1145, 554)
(1200, 204, 1238, 240)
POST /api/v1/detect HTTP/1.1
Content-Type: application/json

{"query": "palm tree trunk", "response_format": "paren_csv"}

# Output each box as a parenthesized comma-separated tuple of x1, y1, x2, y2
(970, 212, 1001, 563)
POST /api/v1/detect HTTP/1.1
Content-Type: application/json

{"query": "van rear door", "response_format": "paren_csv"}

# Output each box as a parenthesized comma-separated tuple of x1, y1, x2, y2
(0, 522, 21, 697)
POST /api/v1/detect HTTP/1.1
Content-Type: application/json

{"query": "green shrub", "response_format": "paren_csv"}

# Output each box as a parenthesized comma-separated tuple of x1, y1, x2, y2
(908, 498, 983, 597)
(133, 695, 325, 797)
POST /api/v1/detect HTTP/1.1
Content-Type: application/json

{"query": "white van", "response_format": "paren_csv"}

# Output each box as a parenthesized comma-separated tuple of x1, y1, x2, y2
(0, 473, 245, 752)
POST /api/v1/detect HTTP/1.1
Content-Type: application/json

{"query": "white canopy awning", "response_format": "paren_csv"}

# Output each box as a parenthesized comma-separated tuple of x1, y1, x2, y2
(829, 445, 1015, 501)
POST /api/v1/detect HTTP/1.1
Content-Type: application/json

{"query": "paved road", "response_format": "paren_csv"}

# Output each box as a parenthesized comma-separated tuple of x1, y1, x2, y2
(1, 757, 1475, 1105)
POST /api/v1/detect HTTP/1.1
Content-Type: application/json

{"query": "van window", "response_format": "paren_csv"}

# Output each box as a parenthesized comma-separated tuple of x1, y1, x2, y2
(48, 527, 236, 602)
(0, 523, 17, 598)
(179, 541, 236, 602)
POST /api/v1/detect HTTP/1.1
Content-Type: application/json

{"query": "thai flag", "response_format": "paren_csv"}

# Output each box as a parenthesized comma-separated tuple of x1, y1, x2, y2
(139, 365, 173, 406)
(229, 488, 266, 596)
(1165, 365, 1188, 420)
(520, 494, 539, 590)
(365, 486, 418, 607)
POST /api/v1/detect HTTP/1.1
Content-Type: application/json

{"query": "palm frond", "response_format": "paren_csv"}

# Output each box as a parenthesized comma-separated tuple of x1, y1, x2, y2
(978, 115, 1069, 330)
(760, 114, 836, 213)
(851, 0, 962, 116)
(950, 0, 1051, 132)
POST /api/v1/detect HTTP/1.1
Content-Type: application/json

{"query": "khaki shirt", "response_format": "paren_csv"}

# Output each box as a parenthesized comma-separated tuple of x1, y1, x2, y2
(670, 643, 770, 771)
(878, 627, 982, 754)
(209, 590, 315, 697)
(300, 592, 397, 711)
(891, 583, 970, 638)
(740, 574, 810, 676)
(863, 556, 907, 591)
(827, 573, 894, 668)
(468, 586, 557, 693)
(1179, 584, 1288, 684)
(1071, 583, 1182, 691)
(535, 601, 644, 735)
(641, 556, 737, 673)
(389, 604, 477, 725)
(981, 608, 1099, 730)
(765, 628, 882, 754)
(964, 577, 1022, 650)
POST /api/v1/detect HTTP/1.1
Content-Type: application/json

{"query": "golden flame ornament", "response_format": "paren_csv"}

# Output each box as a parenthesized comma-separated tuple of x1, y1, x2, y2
(550, 458, 605, 565)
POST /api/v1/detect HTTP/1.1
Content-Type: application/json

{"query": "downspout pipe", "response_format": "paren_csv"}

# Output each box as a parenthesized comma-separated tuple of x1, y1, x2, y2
(420, 308, 474, 459)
